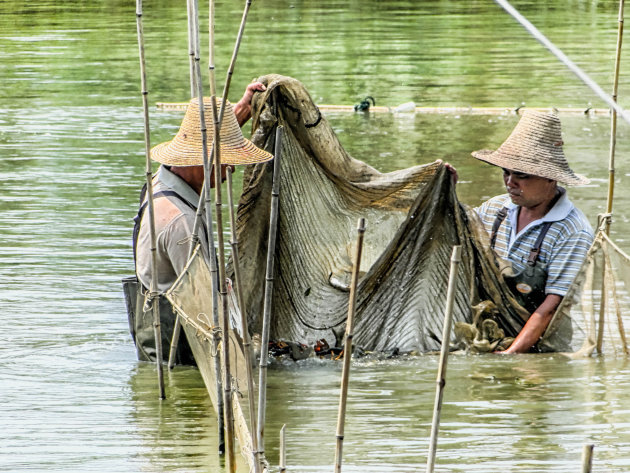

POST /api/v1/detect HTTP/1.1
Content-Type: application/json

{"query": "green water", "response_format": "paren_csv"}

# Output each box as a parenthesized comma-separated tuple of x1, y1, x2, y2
(2, 1, 630, 472)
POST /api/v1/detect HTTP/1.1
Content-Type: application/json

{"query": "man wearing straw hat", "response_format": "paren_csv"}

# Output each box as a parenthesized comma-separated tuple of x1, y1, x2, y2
(135, 83, 273, 294)
(469, 110, 593, 354)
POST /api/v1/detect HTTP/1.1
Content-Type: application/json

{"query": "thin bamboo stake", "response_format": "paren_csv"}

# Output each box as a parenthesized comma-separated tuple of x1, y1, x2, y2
(279, 424, 287, 473)
(598, 0, 625, 355)
(596, 271, 607, 354)
(202, 0, 226, 451)
(226, 166, 260, 472)
(207, 0, 256, 467)
(582, 444, 594, 473)
(205, 5, 257, 469)
(426, 245, 462, 473)
(333, 218, 366, 473)
(169, 0, 219, 372)
(167, 0, 199, 371)
(164, 0, 226, 453)
(183, 0, 239, 466)
(605, 0, 625, 222)
(217, 0, 253, 125)
(257, 126, 284, 464)
(135, 0, 166, 400)
(187, 0, 196, 98)
(211, 0, 251, 462)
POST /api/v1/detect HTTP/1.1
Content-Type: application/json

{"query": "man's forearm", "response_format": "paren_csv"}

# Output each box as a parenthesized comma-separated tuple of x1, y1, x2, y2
(502, 293, 563, 354)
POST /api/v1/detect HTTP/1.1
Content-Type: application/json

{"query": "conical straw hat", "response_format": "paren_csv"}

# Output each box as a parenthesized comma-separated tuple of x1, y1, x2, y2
(472, 110, 589, 186)
(151, 97, 273, 166)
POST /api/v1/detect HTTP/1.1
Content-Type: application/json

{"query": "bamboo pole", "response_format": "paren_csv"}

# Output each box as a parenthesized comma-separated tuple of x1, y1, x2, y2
(208, 1, 256, 468)
(135, 0, 166, 400)
(605, 0, 625, 223)
(426, 245, 462, 473)
(333, 218, 366, 473)
(186, 0, 196, 98)
(597, 0, 625, 355)
(188, 0, 240, 466)
(167, 0, 198, 372)
(279, 424, 287, 473)
(195, 0, 228, 453)
(226, 166, 260, 472)
(157, 102, 612, 116)
(582, 444, 594, 473)
(203, 0, 226, 452)
(164, 0, 226, 453)
(257, 126, 284, 464)
(216, 0, 253, 125)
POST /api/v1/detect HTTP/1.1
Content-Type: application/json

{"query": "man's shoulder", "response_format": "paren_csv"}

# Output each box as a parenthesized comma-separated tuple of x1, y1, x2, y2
(559, 205, 594, 237)
(548, 206, 594, 249)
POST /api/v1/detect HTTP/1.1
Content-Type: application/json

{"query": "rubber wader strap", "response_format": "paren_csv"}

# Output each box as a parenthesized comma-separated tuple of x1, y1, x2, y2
(527, 221, 553, 266)
(490, 206, 509, 249)
(131, 184, 199, 265)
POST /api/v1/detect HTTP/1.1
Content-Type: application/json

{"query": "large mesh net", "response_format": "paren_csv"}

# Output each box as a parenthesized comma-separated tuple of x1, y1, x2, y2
(542, 225, 630, 357)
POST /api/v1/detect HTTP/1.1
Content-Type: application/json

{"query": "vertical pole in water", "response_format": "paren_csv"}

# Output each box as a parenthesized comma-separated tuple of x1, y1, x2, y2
(227, 166, 260, 472)
(279, 424, 287, 473)
(333, 218, 366, 473)
(186, 0, 196, 98)
(582, 444, 594, 473)
(598, 0, 625, 354)
(135, 0, 165, 400)
(257, 126, 283, 465)
(426, 245, 461, 473)
(605, 0, 625, 223)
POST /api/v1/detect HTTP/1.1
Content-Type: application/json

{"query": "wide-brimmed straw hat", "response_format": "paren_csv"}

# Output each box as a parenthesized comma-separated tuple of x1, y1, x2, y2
(151, 97, 273, 166)
(472, 110, 589, 186)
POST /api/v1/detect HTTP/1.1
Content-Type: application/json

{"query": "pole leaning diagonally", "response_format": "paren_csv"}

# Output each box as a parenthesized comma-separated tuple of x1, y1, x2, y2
(257, 126, 283, 467)
(333, 218, 366, 473)
(495, 0, 630, 126)
(426, 245, 462, 473)
(135, 0, 166, 400)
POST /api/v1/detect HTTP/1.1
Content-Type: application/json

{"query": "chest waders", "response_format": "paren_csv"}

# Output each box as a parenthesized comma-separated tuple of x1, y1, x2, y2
(490, 207, 553, 315)
(121, 183, 199, 365)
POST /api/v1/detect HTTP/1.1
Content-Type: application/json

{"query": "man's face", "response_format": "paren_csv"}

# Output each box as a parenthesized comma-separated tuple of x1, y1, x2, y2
(502, 168, 557, 208)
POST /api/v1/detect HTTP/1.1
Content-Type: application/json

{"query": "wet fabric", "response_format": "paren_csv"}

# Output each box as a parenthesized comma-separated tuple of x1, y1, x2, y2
(228, 74, 543, 353)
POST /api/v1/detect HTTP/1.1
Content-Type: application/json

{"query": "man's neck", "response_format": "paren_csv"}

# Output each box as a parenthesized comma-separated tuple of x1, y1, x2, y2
(169, 165, 204, 195)
(517, 188, 561, 232)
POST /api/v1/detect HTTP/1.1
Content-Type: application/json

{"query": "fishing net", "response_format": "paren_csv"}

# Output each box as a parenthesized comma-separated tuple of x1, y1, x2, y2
(164, 75, 628, 361)
(165, 248, 259, 472)
(166, 248, 250, 403)
(540, 225, 630, 357)
(231, 74, 538, 353)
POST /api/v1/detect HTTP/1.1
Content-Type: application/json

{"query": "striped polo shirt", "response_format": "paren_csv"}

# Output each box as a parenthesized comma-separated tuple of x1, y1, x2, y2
(475, 189, 594, 297)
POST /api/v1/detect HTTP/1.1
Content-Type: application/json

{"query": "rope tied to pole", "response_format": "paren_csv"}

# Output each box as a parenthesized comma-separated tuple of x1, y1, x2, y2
(142, 291, 160, 313)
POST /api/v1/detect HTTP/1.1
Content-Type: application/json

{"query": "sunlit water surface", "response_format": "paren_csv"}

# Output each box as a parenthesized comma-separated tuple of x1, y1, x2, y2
(2, 1, 630, 472)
